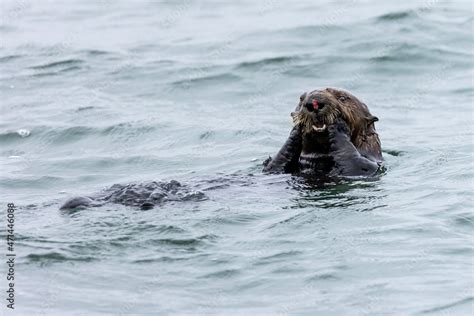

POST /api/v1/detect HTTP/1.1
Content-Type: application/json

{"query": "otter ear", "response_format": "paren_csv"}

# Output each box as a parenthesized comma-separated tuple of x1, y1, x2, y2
(368, 115, 378, 122)
(366, 115, 379, 126)
(299, 92, 307, 102)
(295, 92, 307, 111)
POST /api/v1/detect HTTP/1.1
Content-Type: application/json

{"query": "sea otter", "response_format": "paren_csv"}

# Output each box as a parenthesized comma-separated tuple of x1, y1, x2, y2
(263, 88, 383, 177)
(60, 88, 381, 210)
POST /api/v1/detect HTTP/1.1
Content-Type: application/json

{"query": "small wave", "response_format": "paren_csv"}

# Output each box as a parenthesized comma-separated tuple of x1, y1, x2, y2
(0, 176, 64, 189)
(199, 131, 215, 140)
(0, 54, 22, 62)
(31, 71, 60, 78)
(200, 269, 240, 279)
(0, 125, 105, 146)
(307, 273, 339, 281)
(369, 43, 442, 64)
(234, 129, 260, 136)
(0, 129, 31, 142)
(171, 73, 240, 87)
(83, 49, 110, 56)
(51, 126, 98, 144)
(235, 56, 296, 70)
(148, 238, 203, 246)
(133, 256, 189, 264)
(246, 24, 345, 40)
(452, 213, 474, 228)
(30, 58, 84, 70)
(26, 252, 96, 264)
(76, 106, 96, 112)
(101, 122, 158, 136)
(153, 225, 188, 234)
(420, 297, 474, 314)
(260, 250, 302, 261)
(383, 149, 403, 157)
(195, 174, 255, 191)
(59, 65, 82, 73)
(31, 65, 84, 77)
(375, 11, 414, 22)
(0, 123, 160, 146)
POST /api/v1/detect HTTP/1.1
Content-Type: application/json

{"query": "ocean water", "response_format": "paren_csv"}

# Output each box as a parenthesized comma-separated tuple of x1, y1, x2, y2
(1, 0, 473, 315)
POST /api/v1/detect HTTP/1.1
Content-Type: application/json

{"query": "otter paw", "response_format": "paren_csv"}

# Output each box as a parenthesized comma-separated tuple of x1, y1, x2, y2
(328, 118, 350, 135)
(328, 119, 349, 143)
(328, 119, 352, 152)
(263, 156, 272, 167)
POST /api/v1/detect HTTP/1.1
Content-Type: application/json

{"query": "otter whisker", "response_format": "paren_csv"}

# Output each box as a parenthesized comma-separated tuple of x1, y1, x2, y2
(292, 111, 315, 134)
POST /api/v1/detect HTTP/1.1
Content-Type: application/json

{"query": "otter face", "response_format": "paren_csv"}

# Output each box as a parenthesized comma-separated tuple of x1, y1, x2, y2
(292, 88, 378, 138)
(291, 87, 382, 161)
(292, 88, 345, 134)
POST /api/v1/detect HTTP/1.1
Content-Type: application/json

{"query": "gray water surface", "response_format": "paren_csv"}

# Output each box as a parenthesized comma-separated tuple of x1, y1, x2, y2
(1, 0, 473, 315)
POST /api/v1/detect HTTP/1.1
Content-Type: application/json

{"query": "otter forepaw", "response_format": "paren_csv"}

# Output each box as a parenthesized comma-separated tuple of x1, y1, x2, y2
(328, 119, 351, 151)
(328, 118, 350, 136)
(263, 156, 272, 167)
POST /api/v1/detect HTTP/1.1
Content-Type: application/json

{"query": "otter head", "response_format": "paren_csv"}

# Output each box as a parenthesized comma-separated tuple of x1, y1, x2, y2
(291, 88, 379, 145)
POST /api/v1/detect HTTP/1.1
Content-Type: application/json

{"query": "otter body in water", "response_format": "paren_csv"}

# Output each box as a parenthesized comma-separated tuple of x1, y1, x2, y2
(61, 88, 382, 210)
(264, 88, 383, 177)
(60, 180, 207, 210)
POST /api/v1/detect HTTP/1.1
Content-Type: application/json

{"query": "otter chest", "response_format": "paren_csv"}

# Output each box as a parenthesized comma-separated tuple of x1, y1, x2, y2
(299, 152, 334, 174)
(299, 132, 334, 173)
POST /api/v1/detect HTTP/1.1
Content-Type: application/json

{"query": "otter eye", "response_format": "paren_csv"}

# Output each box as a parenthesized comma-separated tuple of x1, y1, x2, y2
(338, 96, 348, 102)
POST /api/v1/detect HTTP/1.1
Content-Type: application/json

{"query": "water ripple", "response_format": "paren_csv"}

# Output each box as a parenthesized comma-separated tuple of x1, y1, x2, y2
(30, 58, 84, 70)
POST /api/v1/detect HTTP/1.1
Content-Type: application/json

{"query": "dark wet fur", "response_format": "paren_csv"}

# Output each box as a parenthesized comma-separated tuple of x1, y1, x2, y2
(264, 119, 380, 177)
(60, 180, 207, 210)
(264, 88, 383, 177)
(298, 128, 335, 175)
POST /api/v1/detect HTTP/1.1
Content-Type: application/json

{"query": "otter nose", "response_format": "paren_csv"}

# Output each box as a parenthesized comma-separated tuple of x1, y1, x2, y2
(304, 97, 325, 112)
